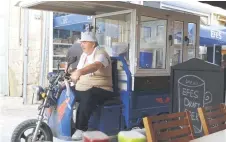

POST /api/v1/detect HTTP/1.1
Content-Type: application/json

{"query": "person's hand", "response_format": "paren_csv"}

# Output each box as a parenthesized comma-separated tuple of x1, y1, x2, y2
(70, 69, 82, 83)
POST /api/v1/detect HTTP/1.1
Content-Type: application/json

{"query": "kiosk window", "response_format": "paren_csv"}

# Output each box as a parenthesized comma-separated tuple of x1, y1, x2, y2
(187, 23, 196, 60)
(139, 16, 167, 69)
(95, 13, 131, 71)
(171, 21, 183, 66)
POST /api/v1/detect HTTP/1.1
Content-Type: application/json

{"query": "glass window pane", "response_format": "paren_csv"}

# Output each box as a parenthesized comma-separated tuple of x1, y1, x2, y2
(95, 13, 131, 71)
(170, 21, 183, 66)
(188, 23, 196, 45)
(174, 21, 183, 45)
(139, 16, 167, 69)
(188, 23, 196, 60)
(199, 46, 207, 60)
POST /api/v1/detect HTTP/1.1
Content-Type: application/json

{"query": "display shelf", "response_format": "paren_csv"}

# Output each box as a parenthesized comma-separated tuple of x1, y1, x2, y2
(53, 55, 66, 58)
(53, 43, 73, 46)
(49, 12, 82, 73)
(53, 68, 65, 70)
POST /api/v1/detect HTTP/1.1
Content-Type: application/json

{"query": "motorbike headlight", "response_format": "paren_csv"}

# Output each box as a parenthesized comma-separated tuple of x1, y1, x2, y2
(41, 92, 47, 99)
(47, 72, 57, 81)
(32, 85, 45, 101)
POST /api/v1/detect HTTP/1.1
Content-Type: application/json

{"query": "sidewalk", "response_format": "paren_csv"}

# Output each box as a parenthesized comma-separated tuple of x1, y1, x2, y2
(0, 97, 118, 142)
(0, 97, 38, 142)
(0, 97, 74, 142)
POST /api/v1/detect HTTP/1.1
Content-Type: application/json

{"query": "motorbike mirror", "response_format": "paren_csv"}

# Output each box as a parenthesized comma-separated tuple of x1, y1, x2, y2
(66, 56, 77, 74)
(57, 60, 61, 71)
(68, 56, 77, 66)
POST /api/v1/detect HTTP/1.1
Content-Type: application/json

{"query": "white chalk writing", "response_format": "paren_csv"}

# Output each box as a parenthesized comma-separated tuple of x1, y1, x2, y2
(184, 97, 200, 109)
(182, 88, 199, 98)
(185, 109, 199, 121)
(185, 78, 199, 86)
(178, 75, 212, 134)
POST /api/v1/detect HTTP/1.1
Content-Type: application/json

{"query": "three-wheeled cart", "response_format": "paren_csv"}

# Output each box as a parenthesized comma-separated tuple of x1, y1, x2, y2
(17, 0, 200, 138)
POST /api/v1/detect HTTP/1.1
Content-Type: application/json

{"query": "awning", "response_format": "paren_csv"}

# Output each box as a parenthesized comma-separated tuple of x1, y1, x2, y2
(53, 14, 92, 31)
(199, 25, 226, 46)
(188, 24, 226, 46)
(200, 1, 226, 10)
(15, 1, 139, 15)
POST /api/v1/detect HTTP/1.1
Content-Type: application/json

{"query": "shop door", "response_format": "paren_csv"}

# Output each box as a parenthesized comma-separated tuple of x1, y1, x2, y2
(170, 20, 197, 66)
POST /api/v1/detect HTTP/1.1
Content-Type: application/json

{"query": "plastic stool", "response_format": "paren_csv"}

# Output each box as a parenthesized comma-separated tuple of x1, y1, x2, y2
(83, 131, 110, 142)
(118, 131, 146, 142)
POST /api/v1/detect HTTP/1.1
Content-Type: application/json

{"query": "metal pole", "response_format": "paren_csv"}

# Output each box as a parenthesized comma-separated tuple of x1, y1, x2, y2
(39, 12, 46, 86)
(213, 44, 216, 64)
(22, 9, 29, 104)
(39, 12, 50, 86)
(44, 13, 50, 83)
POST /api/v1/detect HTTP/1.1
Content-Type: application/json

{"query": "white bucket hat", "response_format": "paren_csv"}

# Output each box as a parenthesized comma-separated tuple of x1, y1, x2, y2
(79, 31, 97, 42)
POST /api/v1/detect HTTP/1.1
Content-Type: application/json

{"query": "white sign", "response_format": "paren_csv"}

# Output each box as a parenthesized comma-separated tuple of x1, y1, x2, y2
(62, 17, 68, 24)
(211, 30, 222, 40)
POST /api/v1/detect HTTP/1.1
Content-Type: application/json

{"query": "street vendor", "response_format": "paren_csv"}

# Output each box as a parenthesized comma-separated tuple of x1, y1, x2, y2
(70, 31, 114, 140)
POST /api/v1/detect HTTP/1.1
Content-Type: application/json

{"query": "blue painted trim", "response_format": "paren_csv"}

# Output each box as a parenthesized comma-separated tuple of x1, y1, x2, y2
(118, 80, 128, 83)
(111, 56, 132, 92)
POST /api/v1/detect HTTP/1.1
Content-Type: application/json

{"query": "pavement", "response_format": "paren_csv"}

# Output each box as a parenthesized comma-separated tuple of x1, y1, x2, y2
(0, 97, 38, 142)
(0, 97, 79, 142)
(0, 97, 118, 142)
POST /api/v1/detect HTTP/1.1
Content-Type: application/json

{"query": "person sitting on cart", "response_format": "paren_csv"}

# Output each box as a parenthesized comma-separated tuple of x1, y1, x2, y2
(70, 31, 114, 140)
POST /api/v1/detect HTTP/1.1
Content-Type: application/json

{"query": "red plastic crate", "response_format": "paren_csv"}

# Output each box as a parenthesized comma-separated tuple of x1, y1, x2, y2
(83, 131, 110, 142)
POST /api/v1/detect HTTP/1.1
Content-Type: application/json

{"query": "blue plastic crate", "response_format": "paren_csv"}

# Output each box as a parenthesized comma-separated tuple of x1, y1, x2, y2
(99, 104, 122, 135)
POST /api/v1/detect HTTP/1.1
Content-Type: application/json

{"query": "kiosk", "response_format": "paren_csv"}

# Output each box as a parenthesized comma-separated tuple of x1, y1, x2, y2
(17, 0, 200, 138)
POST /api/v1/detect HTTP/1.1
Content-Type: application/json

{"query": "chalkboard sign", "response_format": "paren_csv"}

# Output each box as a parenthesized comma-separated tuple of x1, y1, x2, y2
(170, 58, 225, 138)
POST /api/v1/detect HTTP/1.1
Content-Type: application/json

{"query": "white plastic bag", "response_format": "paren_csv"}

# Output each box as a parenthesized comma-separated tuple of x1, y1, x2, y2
(111, 42, 129, 57)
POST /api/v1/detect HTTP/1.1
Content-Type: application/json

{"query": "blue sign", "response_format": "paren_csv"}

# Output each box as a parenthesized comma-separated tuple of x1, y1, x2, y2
(53, 14, 92, 31)
(189, 24, 226, 46)
(199, 25, 226, 46)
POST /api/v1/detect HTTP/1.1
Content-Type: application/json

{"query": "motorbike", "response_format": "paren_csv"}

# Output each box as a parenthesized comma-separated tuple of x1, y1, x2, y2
(11, 57, 78, 142)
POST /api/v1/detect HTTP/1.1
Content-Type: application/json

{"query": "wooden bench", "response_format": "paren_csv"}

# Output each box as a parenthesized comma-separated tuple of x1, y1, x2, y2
(198, 104, 226, 135)
(143, 111, 194, 142)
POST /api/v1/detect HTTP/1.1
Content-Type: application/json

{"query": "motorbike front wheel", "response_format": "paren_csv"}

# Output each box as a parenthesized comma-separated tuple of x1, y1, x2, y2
(11, 119, 53, 142)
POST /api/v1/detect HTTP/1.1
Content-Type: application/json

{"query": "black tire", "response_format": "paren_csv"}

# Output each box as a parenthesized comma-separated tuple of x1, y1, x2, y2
(11, 119, 53, 142)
